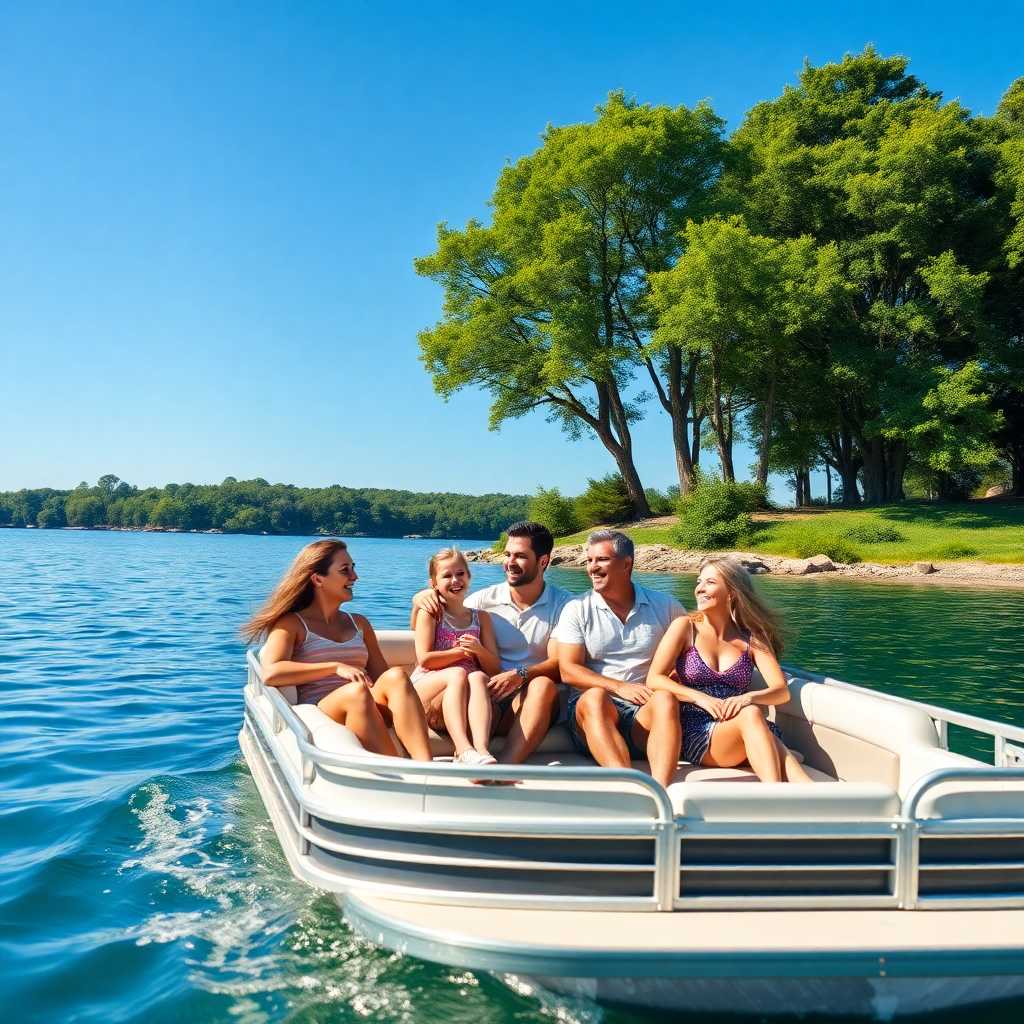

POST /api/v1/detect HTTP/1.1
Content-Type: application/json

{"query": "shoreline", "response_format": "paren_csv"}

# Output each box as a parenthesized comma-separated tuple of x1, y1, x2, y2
(467, 543, 1024, 591)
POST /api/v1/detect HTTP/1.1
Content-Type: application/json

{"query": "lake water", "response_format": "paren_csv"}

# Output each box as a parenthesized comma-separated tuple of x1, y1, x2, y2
(2, 529, 1022, 1024)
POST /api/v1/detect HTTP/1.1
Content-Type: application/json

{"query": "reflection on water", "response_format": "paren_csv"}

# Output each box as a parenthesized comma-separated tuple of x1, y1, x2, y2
(1, 530, 1022, 1023)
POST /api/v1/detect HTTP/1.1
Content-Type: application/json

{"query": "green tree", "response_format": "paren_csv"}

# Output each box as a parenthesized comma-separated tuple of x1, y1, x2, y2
(574, 473, 633, 527)
(650, 215, 846, 485)
(64, 493, 105, 527)
(416, 92, 725, 516)
(728, 47, 1001, 503)
(528, 487, 580, 537)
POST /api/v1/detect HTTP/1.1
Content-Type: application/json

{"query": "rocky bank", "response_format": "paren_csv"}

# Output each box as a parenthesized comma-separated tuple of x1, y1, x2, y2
(466, 544, 1024, 590)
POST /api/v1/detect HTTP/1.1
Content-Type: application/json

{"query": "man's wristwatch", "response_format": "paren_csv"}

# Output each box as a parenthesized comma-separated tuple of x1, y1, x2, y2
(515, 665, 529, 682)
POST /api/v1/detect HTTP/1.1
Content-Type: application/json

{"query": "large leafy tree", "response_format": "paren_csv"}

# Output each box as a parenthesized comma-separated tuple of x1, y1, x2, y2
(728, 48, 1001, 503)
(649, 215, 846, 486)
(415, 92, 725, 516)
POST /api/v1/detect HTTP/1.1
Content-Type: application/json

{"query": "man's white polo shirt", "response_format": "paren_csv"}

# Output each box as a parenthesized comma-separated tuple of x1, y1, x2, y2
(554, 584, 685, 683)
(465, 580, 572, 671)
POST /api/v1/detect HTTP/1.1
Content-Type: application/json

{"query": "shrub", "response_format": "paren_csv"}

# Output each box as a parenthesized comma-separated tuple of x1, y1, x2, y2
(528, 487, 581, 537)
(673, 477, 767, 550)
(930, 542, 980, 560)
(574, 474, 632, 527)
(644, 486, 678, 516)
(791, 531, 862, 564)
(843, 523, 906, 544)
(491, 531, 508, 554)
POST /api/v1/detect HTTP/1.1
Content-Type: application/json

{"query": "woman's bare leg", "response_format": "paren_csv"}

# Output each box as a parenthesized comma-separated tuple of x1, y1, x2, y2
(318, 682, 399, 757)
(773, 735, 813, 782)
(372, 667, 432, 761)
(467, 671, 494, 754)
(703, 705, 782, 782)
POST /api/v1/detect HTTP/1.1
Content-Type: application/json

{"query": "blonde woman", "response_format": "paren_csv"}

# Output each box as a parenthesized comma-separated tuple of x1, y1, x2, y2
(648, 557, 810, 782)
(241, 540, 432, 761)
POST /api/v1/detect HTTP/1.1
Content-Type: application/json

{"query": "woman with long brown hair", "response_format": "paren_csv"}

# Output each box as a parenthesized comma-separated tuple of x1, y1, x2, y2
(242, 540, 431, 760)
(648, 556, 810, 782)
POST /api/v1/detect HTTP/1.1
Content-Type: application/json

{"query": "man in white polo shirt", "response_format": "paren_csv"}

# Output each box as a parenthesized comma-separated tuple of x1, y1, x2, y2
(412, 521, 571, 764)
(556, 529, 685, 788)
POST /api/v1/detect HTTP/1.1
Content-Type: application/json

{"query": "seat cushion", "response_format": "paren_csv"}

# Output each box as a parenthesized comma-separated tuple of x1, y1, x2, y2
(669, 780, 900, 820)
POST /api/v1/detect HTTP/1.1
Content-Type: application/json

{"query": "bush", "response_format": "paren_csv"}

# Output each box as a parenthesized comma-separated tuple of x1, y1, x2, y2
(843, 523, 906, 544)
(673, 477, 767, 550)
(930, 542, 980, 560)
(791, 531, 862, 564)
(574, 474, 632, 527)
(528, 487, 581, 537)
(491, 531, 508, 554)
(644, 486, 678, 516)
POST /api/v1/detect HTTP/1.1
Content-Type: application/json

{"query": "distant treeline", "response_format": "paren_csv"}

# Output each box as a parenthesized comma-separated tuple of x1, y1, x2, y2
(0, 476, 528, 539)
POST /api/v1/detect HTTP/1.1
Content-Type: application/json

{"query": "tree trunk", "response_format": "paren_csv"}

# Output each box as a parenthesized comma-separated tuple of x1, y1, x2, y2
(860, 437, 907, 505)
(825, 463, 833, 506)
(755, 376, 776, 487)
(666, 348, 698, 495)
(801, 468, 812, 505)
(826, 427, 862, 506)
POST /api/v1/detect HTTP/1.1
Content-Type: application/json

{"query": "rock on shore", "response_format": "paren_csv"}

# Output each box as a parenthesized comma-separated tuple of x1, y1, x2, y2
(465, 544, 1024, 590)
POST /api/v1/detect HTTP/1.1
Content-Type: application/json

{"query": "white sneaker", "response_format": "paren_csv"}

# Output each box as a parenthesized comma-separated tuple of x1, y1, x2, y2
(456, 749, 484, 765)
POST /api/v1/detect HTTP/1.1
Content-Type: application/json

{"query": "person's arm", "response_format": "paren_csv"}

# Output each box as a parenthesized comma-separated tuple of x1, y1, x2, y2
(258, 617, 370, 687)
(409, 587, 444, 628)
(648, 618, 726, 718)
(558, 642, 651, 704)
(457, 610, 502, 675)
(719, 640, 792, 719)
(358, 616, 390, 682)
(413, 609, 468, 670)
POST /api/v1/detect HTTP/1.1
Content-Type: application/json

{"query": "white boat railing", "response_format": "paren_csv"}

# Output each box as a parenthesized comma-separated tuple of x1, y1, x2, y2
(245, 651, 1024, 912)
(782, 663, 1024, 767)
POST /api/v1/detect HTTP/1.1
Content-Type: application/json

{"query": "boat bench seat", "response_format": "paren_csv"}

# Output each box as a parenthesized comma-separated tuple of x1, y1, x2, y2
(268, 633, 1008, 808)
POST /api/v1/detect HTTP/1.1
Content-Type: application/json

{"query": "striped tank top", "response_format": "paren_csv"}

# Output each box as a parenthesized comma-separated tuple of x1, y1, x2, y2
(293, 611, 369, 706)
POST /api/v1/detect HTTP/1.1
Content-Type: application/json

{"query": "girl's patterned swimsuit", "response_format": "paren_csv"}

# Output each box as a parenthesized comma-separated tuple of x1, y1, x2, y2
(411, 609, 481, 680)
(675, 633, 781, 765)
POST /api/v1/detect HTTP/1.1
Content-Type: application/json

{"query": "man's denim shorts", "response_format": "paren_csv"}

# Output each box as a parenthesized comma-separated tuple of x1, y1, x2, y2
(566, 689, 646, 760)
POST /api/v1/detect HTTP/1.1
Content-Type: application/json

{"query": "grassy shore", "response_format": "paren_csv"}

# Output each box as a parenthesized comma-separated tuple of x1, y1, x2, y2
(557, 500, 1024, 565)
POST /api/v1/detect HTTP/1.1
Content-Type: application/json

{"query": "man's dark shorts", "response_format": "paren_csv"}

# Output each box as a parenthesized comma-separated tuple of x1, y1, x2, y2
(566, 689, 646, 760)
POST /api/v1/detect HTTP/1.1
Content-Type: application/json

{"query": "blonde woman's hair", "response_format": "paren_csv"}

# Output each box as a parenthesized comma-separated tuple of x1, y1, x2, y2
(427, 546, 470, 582)
(697, 556, 784, 656)
(241, 539, 348, 643)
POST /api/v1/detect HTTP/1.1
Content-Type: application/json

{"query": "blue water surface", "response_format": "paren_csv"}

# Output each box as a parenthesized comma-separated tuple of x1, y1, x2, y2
(1, 530, 1022, 1024)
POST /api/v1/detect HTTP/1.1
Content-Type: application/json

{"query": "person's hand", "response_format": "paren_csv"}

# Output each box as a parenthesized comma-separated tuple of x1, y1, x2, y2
(719, 693, 753, 720)
(457, 634, 486, 658)
(487, 670, 522, 700)
(694, 692, 726, 719)
(335, 662, 372, 688)
(412, 588, 444, 620)
(612, 682, 652, 705)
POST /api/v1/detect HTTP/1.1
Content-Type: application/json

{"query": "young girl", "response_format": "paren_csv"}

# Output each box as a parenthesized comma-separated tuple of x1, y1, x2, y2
(412, 548, 502, 766)
(648, 556, 811, 783)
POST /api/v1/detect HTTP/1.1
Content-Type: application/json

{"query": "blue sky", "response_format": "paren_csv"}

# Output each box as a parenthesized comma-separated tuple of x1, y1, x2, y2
(2, 1, 1022, 502)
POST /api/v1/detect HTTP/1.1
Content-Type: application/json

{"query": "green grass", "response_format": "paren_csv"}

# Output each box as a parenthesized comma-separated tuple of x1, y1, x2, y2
(557, 501, 1024, 564)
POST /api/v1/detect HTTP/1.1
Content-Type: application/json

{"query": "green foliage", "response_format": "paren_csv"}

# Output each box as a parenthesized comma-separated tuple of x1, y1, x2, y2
(930, 542, 981, 560)
(788, 531, 863, 564)
(491, 531, 508, 554)
(0, 477, 528, 538)
(528, 487, 580, 537)
(673, 476, 767, 549)
(843, 524, 906, 544)
(415, 91, 726, 516)
(644, 487, 678, 516)
(574, 474, 633, 528)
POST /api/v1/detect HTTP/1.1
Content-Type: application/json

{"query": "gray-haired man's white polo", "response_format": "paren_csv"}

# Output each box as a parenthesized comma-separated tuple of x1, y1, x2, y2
(554, 584, 685, 682)
(466, 581, 572, 670)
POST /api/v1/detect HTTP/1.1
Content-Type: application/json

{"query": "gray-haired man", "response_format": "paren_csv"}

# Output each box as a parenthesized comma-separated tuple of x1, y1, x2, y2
(555, 529, 685, 787)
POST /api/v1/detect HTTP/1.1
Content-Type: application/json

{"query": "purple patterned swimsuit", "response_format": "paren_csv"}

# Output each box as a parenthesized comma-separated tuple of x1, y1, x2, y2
(410, 610, 481, 680)
(675, 635, 781, 765)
